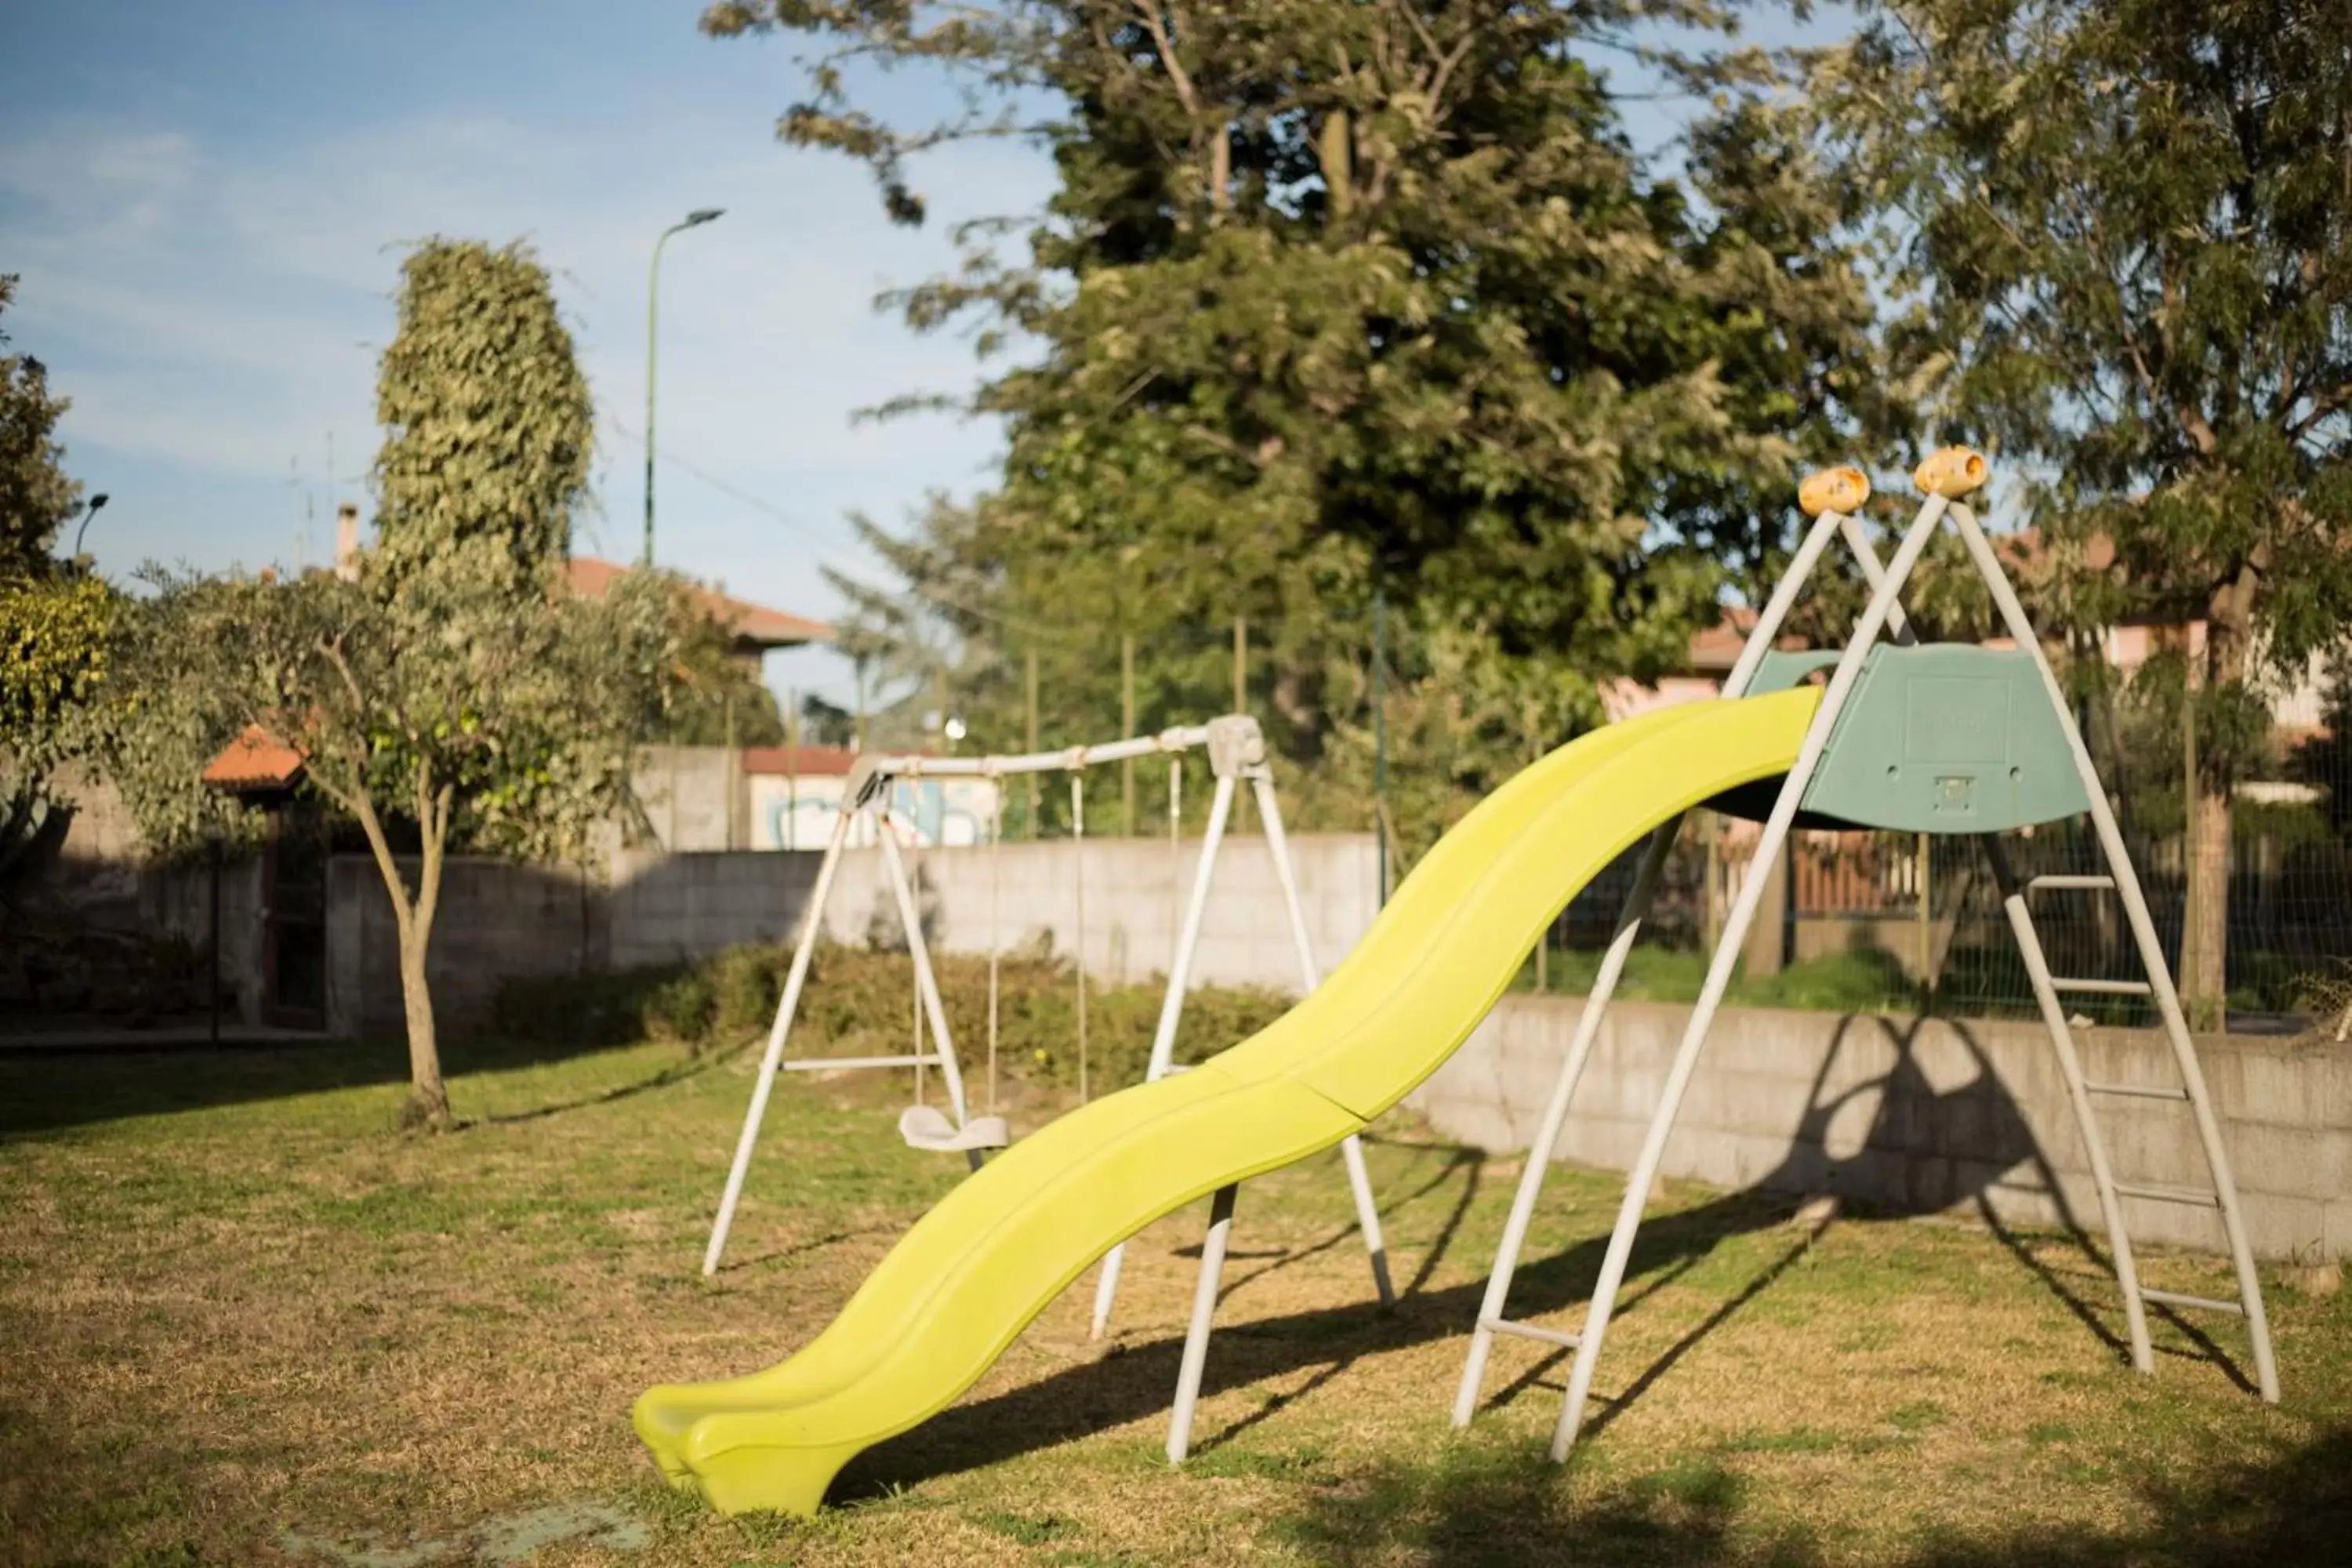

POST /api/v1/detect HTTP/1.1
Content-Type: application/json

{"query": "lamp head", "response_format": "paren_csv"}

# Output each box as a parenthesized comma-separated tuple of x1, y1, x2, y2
(685, 208, 724, 227)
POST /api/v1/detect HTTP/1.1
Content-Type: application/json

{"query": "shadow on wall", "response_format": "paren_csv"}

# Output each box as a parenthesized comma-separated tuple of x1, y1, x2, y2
(843, 1008, 2259, 1504)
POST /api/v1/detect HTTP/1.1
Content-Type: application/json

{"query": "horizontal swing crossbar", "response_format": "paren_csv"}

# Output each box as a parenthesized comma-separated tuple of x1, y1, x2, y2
(2140, 1287, 2245, 1316)
(2028, 874, 2118, 891)
(781, 1054, 945, 1073)
(2085, 1080, 2190, 1102)
(2114, 1181, 2220, 1207)
(1482, 1316, 1584, 1352)
(2050, 976, 2154, 996)
(866, 727, 1214, 780)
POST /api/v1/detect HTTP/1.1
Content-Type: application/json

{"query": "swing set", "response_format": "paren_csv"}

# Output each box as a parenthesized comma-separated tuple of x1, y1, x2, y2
(700, 712, 1398, 1330)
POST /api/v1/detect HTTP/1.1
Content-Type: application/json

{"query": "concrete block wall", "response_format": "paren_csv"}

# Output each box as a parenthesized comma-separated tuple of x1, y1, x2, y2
(633, 746, 741, 852)
(1410, 994, 2349, 1261)
(327, 857, 603, 1038)
(605, 833, 1383, 995)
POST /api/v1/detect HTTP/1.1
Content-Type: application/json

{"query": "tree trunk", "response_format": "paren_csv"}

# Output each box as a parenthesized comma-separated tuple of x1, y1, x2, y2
(395, 928, 450, 1130)
(2180, 583, 2254, 1034)
(337, 775, 456, 1131)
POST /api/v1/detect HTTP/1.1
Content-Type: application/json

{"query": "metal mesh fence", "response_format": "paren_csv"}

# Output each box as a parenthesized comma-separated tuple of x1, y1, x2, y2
(898, 608, 2352, 1033)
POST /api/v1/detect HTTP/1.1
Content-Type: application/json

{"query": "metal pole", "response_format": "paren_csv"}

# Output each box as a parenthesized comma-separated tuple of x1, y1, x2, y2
(208, 834, 223, 1045)
(1072, 774, 1089, 1104)
(1122, 630, 1137, 834)
(1254, 771, 1394, 1306)
(1025, 648, 1041, 838)
(1232, 615, 1247, 717)
(1373, 592, 1389, 906)
(704, 810, 852, 1274)
(1550, 488, 1955, 1458)
(1091, 771, 1237, 1338)
(1453, 818, 1680, 1425)
(642, 209, 720, 566)
(1166, 1182, 1237, 1463)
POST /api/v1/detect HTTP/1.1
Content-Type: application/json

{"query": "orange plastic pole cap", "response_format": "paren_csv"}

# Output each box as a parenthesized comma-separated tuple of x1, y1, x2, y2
(1797, 466, 1871, 518)
(1912, 446, 1989, 499)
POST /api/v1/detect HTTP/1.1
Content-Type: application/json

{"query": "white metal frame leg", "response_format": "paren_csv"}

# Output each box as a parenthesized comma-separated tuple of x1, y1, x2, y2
(1253, 771, 1396, 1308)
(1166, 1182, 1238, 1462)
(704, 811, 853, 1276)
(1452, 818, 1681, 1425)
(1091, 772, 1238, 1338)
(1549, 490, 1954, 1458)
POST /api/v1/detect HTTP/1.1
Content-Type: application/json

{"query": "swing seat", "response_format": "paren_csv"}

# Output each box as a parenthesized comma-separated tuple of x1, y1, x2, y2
(897, 1105, 1011, 1153)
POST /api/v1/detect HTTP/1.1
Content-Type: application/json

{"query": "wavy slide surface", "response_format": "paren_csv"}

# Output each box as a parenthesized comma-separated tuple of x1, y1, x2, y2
(636, 691, 1820, 1515)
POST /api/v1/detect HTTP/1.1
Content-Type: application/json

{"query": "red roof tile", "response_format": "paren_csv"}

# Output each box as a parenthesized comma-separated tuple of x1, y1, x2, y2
(202, 724, 306, 791)
(742, 744, 861, 778)
(568, 558, 833, 650)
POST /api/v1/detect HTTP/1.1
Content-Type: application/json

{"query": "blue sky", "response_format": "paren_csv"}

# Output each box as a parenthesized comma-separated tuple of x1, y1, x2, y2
(1, 0, 1058, 704)
(2, 1, 1851, 710)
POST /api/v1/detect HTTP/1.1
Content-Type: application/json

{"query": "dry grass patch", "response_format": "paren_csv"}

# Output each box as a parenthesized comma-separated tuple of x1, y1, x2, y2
(2, 1014, 2347, 1567)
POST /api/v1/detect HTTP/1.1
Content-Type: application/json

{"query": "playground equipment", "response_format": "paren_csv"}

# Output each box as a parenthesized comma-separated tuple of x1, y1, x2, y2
(1452, 450, 2276, 1456)
(699, 713, 1397, 1331)
(637, 451, 2275, 1517)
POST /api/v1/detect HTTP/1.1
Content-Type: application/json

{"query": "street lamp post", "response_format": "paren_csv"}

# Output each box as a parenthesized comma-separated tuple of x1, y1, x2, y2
(71, 492, 111, 560)
(644, 207, 725, 566)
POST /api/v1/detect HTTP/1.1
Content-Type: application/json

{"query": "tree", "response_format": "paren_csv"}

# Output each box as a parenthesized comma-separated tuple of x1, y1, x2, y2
(0, 275, 82, 576)
(88, 238, 677, 1129)
(93, 561, 678, 1127)
(707, 2, 1889, 672)
(372, 240, 593, 586)
(716, 1, 1896, 848)
(1813, 0, 2352, 1025)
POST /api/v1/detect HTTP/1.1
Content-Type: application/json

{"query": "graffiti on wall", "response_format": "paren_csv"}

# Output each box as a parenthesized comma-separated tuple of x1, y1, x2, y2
(750, 775, 1004, 851)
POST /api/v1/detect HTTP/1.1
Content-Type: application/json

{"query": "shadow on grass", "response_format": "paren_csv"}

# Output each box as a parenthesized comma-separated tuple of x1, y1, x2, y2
(0, 1033, 708, 1142)
(840, 1002, 2259, 1505)
(1271, 1425, 2352, 1568)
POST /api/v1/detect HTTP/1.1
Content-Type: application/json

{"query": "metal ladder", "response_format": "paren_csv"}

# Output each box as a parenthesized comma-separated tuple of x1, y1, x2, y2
(1989, 845, 2278, 1398)
(1451, 459, 2278, 1460)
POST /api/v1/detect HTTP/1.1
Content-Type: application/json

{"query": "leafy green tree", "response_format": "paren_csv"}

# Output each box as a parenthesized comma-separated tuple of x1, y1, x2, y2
(724, 2, 1896, 847)
(372, 240, 593, 586)
(1813, 0, 2352, 1025)
(89, 561, 679, 1128)
(85, 238, 673, 1128)
(0, 274, 82, 576)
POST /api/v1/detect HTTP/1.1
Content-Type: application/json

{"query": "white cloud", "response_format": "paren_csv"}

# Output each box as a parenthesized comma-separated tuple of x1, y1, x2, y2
(1, 83, 1054, 705)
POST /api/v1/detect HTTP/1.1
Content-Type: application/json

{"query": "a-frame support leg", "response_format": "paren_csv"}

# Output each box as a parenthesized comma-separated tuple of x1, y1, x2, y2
(1549, 488, 1956, 1457)
(1452, 818, 1680, 1425)
(704, 809, 853, 1276)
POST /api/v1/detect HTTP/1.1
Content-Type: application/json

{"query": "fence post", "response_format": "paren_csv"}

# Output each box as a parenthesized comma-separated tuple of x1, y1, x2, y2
(1232, 615, 1247, 716)
(1121, 630, 1137, 834)
(1025, 647, 1041, 840)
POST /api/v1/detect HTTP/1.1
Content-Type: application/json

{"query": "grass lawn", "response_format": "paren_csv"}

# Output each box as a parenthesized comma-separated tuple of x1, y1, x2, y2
(2, 1016, 2347, 1567)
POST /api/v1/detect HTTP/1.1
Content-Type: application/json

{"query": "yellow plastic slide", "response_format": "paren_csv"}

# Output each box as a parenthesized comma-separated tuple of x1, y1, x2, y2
(636, 690, 1820, 1515)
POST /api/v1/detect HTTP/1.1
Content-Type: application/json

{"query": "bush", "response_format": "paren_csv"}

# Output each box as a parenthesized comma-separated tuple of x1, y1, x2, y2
(485, 940, 1294, 1086)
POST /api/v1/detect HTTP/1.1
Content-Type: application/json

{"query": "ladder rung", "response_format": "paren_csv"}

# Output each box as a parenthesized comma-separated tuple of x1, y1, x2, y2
(2114, 1181, 2220, 1207)
(2051, 977, 2154, 996)
(2029, 874, 2117, 891)
(1482, 1316, 1582, 1351)
(2085, 1080, 2190, 1102)
(2140, 1286, 2245, 1316)
(782, 1053, 944, 1072)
